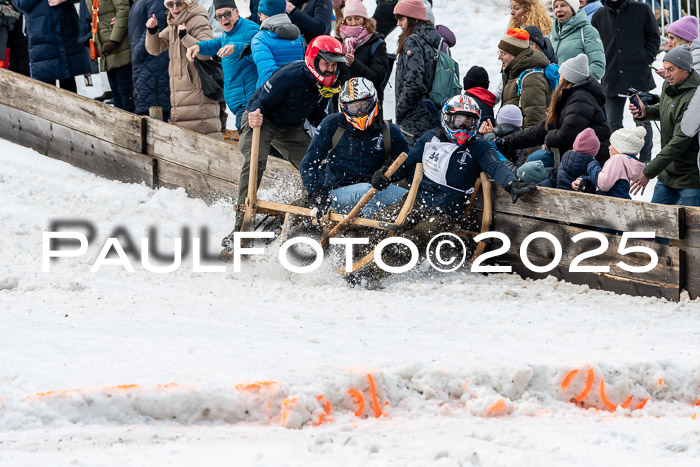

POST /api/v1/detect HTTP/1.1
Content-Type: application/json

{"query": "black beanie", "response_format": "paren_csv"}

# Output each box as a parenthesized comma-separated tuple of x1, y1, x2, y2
(213, 0, 237, 10)
(463, 66, 490, 90)
(524, 25, 544, 50)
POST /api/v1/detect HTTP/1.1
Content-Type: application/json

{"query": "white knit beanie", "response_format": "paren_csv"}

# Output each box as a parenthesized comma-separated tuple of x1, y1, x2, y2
(610, 127, 647, 155)
(552, 0, 580, 14)
(559, 53, 590, 84)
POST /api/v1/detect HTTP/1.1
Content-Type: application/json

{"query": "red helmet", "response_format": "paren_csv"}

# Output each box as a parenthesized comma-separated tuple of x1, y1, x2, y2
(305, 36, 346, 87)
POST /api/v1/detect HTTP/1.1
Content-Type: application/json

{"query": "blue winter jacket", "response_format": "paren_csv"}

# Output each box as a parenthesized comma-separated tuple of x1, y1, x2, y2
(394, 130, 517, 218)
(288, 0, 332, 45)
(198, 17, 259, 114)
(251, 14, 304, 88)
(301, 114, 409, 193)
(13, 0, 91, 82)
(556, 150, 595, 190)
(128, 0, 171, 115)
(247, 60, 329, 130)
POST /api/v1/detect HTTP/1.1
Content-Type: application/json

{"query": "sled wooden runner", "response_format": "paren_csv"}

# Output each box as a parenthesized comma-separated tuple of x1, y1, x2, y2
(320, 153, 408, 249)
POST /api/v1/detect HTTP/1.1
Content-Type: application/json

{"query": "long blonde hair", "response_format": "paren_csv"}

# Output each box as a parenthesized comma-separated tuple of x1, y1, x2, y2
(508, 0, 552, 36)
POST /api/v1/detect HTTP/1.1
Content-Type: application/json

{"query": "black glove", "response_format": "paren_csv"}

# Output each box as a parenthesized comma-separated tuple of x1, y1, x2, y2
(494, 137, 516, 160)
(101, 40, 118, 55)
(309, 187, 331, 220)
(371, 166, 390, 191)
(178, 28, 187, 40)
(577, 178, 597, 194)
(147, 26, 158, 35)
(505, 180, 536, 204)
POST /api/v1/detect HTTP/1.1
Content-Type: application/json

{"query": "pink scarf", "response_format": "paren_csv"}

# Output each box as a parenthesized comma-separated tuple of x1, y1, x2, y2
(339, 25, 373, 55)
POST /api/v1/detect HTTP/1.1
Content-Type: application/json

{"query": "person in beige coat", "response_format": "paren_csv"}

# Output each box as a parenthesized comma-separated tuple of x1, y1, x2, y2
(145, 0, 222, 139)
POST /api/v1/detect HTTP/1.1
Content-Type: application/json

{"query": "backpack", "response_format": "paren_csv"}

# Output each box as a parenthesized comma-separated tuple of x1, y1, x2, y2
(516, 63, 560, 96)
(429, 38, 462, 105)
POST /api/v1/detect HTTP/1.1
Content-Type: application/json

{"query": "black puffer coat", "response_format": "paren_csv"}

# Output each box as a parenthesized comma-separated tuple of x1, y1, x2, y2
(394, 21, 441, 138)
(336, 33, 389, 107)
(504, 77, 611, 165)
(128, 0, 171, 115)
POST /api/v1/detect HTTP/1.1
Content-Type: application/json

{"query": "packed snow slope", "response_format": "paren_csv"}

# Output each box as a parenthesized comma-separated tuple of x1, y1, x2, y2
(1, 1, 699, 466)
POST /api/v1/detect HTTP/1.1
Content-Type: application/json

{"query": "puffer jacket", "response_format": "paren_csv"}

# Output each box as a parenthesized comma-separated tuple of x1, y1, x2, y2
(13, 0, 91, 82)
(550, 9, 605, 81)
(556, 150, 596, 190)
(336, 33, 389, 107)
(251, 13, 304, 88)
(146, 1, 222, 139)
(393, 129, 517, 218)
(92, 0, 131, 72)
(643, 71, 700, 190)
(690, 38, 700, 73)
(128, 0, 171, 115)
(394, 21, 441, 137)
(680, 85, 700, 182)
(504, 76, 611, 164)
(301, 113, 409, 193)
(198, 17, 259, 116)
(288, 0, 332, 45)
(584, 153, 645, 199)
(501, 48, 551, 131)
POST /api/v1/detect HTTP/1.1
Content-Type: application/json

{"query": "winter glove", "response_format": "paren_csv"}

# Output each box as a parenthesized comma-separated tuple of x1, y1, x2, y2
(101, 40, 118, 55)
(178, 28, 187, 40)
(494, 137, 516, 161)
(147, 26, 158, 35)
(577, 178, 597, 194)
(371, 166, 390, 191)
(309, 187, 331, 222)
(505, 180, 536, 204)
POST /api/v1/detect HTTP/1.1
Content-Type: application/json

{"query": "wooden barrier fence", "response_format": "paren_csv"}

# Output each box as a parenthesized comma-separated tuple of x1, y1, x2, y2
(1, 69, 699, 301)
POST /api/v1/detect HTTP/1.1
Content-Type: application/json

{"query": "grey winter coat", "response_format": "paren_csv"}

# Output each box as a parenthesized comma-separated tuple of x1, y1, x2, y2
(394, 21, 441, 138)
(680, 86, 700, 181)
(689, 38, 700, 73)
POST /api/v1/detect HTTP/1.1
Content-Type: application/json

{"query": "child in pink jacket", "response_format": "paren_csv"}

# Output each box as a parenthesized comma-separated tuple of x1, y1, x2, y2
(572, 127, 647, 199)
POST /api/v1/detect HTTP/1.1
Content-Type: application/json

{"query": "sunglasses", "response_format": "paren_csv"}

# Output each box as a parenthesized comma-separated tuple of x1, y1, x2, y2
(165, 1, 184, 8)
(215, 10, 234, 21)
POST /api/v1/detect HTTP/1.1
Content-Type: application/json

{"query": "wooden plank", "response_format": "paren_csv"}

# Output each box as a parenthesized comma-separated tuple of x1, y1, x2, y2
(678, 207, 700, 299)
(682, 206, 700, 248)
(488, 212, 681, 296)
(0, 69, 143, 153)
(0, 104, 154, 186)
(144, 117, 297, 186)
(157, 160, 237, 202)
(487, 185, 683, 240)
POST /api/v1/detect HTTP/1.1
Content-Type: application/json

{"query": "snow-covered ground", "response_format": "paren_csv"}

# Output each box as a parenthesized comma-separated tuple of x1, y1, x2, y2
(2, 1, 699, 465)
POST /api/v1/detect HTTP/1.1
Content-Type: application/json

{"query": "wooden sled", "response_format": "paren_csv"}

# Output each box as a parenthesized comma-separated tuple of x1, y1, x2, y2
(235, 137, 424, 244)
(338, 171, 493, 275)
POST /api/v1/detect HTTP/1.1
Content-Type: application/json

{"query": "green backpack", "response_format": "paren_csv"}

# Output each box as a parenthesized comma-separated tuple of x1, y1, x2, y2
(429, 39, 463, 106)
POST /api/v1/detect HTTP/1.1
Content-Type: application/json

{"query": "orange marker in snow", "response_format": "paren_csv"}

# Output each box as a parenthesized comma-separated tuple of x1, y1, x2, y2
(634, 398, 650, 410)
(315, 395, 332, 426)
(561, 369, 579, 389)
(574, 368, 595, 403)
(485, 398, 508, 417)
(367, 374, 383, 418)
(348, 389, 365, 417)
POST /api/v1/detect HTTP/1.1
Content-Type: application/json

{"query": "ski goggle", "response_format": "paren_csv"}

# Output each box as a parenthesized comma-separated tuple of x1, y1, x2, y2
(214, 10, 234, 21)
(340, 97, 376, 116)
(318, 83, 342, 98)
(444, 113, 477, 131)
(165, 1, 185, 9)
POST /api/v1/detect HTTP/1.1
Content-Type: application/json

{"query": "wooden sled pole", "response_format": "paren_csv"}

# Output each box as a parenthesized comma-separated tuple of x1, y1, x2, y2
(320, 152, 408, 248)
(337, 163, 423, 275)
(240, 126, 261, 233)
(471, 172, 492, 261)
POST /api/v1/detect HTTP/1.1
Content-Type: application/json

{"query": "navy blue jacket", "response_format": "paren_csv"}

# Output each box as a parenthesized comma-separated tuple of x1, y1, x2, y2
(556, 150, 595, 190)
(128, 0, 171, 115)
(395, 130, 517, 218)
(301, 114, 409, 193)
(288, 0, 332, 45)
(247, 60, 329, 130)
(13, 0, 91, 82)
